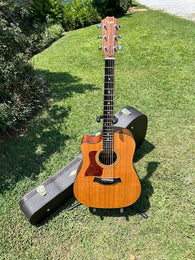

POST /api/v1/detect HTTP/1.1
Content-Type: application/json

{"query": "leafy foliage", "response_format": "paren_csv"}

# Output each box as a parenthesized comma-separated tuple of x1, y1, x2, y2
(27, 21, 64, 55)
(62, 0, 101, 31)
(0, 0, 49, 130)
(30, 0, 63, 23)
(93, 0, 132, 17)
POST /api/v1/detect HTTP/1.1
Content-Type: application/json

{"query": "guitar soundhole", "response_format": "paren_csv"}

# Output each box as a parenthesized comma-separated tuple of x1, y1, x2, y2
(99, 150, 117, 165)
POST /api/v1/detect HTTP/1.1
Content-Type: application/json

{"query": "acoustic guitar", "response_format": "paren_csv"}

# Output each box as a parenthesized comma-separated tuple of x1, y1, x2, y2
(73, 16, 141, 209)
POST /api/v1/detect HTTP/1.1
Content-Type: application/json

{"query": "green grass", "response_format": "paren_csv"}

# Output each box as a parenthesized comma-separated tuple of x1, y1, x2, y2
(0, 8, 195, 260)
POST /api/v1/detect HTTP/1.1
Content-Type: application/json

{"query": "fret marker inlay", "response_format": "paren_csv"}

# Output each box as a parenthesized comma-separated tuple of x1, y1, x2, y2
(103, 58, 115, 149)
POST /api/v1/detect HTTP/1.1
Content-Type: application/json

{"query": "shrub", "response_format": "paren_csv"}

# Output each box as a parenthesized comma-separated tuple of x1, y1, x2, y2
(27, 21, 64, 55)
(0, 57, 48, 130)
(30, 0, 63, 23)
(0, 0, 48, 131)
(62, 0, 101, 31)
(93, 0, 132, 17)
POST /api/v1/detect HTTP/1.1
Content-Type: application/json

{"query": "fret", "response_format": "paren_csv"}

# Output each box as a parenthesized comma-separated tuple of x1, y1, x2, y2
(105, 75, 114, 80)
(105, 68, 114, 73)
(104, 89, 114, 91)
(103, 128, 113, 131)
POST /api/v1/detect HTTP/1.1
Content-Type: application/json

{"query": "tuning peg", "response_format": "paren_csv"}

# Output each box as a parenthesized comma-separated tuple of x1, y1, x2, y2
(103, 24, 107, 29)
(114, 35, 118, 40)
(104, 46, 108, 51)
(118, 45, 122, 50)
(97, 24, 101, 28)
(118, 35, 122, 38)
(98, 45, 102, 50)
(98, 35, 102, 39)
(119, 25, 123, 28)
(114, 24, 118, 29)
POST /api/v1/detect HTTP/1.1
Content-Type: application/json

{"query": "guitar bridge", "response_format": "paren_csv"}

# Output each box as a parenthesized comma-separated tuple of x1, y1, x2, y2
(93, 177, 121, 185)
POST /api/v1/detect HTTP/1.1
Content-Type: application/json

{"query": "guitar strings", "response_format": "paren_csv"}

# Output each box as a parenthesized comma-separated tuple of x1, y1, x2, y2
(104, 58, 115, 178)
(112, 60, 114, 181)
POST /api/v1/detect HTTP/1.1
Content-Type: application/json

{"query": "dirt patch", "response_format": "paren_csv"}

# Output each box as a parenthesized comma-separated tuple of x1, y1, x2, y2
(129, 6, 147, 12)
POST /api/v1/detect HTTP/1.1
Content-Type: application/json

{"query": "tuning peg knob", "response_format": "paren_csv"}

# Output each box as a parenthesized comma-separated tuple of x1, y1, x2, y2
(98, 35, 102, 39)
(114, 35, 118, 40)
(118, 45, 122, 50)
(119, 25, 123, 28)
(118, 35, 122, 38)
(97, 24, 101, 28)
(98, 45, 102, 50)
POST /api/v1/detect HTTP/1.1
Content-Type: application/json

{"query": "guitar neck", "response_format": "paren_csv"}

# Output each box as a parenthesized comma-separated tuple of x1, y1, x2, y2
(103, 58, 115, 149)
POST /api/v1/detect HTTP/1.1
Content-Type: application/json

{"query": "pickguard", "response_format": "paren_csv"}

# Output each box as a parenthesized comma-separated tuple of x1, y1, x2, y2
(85, 151, 103, 177)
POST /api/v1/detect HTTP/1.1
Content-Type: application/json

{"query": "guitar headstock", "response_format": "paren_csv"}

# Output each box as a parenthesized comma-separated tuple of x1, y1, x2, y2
(98, 16, 122, 58)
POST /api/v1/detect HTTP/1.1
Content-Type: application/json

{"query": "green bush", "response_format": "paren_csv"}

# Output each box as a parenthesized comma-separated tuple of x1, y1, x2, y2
(0, 57, 48, 130)
(93, 0, 132, 17)
(0, 0, 49, 131)
(27, 21, 64, 55)
(62, 0, 101, 31)
(30, 0, 63, 23)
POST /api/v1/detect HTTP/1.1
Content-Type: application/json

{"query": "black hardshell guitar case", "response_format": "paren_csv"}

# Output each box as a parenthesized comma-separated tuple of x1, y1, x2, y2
(19, 106, 147, 224)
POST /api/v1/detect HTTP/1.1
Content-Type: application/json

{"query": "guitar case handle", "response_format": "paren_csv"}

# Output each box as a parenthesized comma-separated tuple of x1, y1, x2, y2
(96, 115, 118, 124)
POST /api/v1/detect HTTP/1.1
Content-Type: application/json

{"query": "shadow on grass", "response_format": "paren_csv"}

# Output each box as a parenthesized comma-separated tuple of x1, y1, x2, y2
(0, 70, 97, 194)
(134, 139, 155, 163)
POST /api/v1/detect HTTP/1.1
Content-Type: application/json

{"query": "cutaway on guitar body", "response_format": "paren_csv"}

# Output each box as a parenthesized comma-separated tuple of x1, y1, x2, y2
(73, 128, 141, 209)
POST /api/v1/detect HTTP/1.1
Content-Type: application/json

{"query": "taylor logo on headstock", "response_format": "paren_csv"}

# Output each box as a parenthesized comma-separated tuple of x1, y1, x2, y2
(97, 16, 121, 58)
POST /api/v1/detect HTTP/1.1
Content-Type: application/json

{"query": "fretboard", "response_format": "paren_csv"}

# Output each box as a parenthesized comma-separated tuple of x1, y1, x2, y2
(103, 58, 115, 149)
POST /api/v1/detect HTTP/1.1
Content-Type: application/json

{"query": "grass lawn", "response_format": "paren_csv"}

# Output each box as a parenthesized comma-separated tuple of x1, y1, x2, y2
(0, 6, 194, 260)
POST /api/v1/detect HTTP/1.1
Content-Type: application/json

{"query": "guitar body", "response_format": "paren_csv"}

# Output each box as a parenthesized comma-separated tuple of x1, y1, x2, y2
(74, 128, 141, 208)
